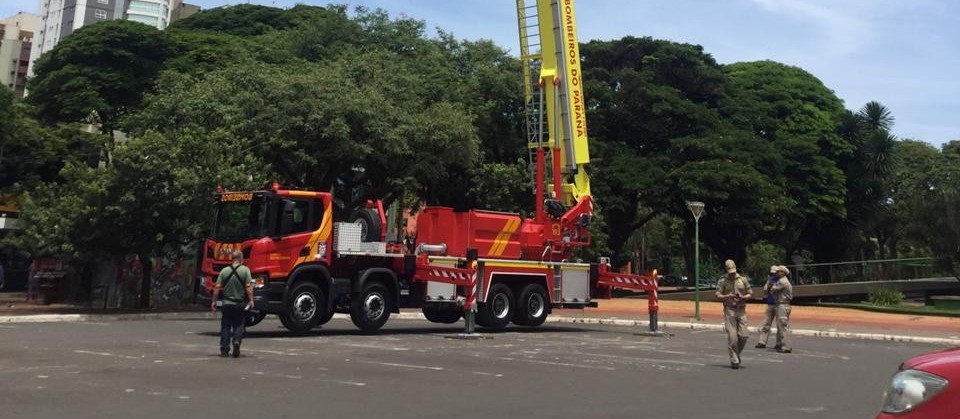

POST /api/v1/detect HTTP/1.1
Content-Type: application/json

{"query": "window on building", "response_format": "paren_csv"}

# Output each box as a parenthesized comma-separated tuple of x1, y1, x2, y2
(97, 0, 109, 4)
(95, 9, 107, 19)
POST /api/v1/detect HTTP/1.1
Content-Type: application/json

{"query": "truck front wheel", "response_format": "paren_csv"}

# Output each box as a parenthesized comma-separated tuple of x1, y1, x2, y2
(281, 281, 325, 335)
(350, 282, 391, 332)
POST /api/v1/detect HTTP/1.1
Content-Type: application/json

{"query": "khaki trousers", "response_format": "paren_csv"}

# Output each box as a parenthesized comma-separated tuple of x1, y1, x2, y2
(758, 304, 791, 349)
(723, 306, 748, 364)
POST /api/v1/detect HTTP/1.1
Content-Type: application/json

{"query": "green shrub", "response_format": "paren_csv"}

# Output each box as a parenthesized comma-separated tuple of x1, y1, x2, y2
(868, 288, 904, 306)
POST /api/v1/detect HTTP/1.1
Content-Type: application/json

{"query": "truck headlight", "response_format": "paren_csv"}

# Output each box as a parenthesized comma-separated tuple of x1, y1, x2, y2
(253, 273, 268, 289)
(880, 369, 948, 413)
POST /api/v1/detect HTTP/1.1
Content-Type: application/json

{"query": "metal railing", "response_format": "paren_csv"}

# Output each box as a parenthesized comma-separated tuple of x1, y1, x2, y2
(782, 257, 952, 285)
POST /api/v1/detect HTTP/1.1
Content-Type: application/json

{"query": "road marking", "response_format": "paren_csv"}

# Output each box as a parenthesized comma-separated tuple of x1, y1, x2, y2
(0, 365, 78, 374)
(471, 371, 504, 377)
(363, 361, 444, 371)
(576, 352, 707, 367)
(493, 356, 616, 371)
(243, 348, 298, 356)
(331, 380, 366, 386)
(340, 343, 410, 351)
(75, 350, 142, 360)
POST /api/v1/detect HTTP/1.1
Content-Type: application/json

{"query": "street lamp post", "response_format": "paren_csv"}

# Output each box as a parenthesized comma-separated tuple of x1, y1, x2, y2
(687, 201, 705, 321)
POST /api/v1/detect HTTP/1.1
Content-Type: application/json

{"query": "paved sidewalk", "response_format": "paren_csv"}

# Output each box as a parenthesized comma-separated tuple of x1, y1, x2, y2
(2, 291, 958, 345)
(555, 298, 960, 345)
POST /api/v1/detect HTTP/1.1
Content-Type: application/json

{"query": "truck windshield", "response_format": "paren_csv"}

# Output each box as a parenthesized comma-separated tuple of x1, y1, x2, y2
(211, 193, 270, 241)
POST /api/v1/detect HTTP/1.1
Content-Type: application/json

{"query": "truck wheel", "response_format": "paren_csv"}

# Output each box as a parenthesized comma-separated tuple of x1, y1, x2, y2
(317, 308, 335, 326)
(282, 281, 325, 335)
(245, 311, 267, 327)
(477, 283, 514, 329)
(349, 208, 382, 242)
(514, 283, 549, 327)
(422, 305, 462, 324)
(350, 282, 391, 332)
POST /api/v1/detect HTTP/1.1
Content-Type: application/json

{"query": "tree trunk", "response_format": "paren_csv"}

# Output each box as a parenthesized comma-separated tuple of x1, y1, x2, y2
(138, 252, 152, 308)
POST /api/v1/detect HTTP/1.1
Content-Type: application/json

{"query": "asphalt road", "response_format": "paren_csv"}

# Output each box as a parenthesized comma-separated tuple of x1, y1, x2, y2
(0, 316, 943, 419)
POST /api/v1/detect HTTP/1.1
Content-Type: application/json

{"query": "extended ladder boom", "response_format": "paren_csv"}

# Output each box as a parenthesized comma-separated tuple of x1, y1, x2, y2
(517, 0, 591, 208)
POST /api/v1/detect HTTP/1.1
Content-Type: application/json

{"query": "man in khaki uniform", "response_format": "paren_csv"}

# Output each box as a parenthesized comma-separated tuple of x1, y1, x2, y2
(715, 259, 752, 369)
(757, 265, 793, 352)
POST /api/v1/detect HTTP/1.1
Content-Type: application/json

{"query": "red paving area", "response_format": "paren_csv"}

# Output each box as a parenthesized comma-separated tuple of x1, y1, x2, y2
(556, 299, 960, 337)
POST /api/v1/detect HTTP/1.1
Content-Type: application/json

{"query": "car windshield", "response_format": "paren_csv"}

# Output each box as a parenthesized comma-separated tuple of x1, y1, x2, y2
(211, 192, 270, 241)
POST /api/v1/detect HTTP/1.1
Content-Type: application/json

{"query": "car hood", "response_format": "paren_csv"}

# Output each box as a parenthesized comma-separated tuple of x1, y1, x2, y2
(904, 347, 960, 377)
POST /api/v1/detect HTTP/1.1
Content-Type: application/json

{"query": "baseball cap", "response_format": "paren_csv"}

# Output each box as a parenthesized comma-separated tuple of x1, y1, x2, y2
(777, 265, 790, 275)
(724, 259, 737, 273)
(769, 265, 778, 274)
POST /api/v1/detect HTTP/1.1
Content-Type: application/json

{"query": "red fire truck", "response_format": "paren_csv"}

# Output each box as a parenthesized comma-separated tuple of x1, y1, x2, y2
(199, 0, 659, 334)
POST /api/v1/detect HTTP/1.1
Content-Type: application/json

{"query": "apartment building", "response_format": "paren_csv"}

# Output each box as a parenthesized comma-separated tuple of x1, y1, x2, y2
(0, 12, 38, 98)
(28, 0, 181, 76)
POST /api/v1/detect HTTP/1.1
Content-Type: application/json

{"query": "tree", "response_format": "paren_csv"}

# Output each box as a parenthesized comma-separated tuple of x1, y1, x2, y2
(905, 141, 960, 278)
(27, 20, 174, 144)
(837, 102, 901, 261)
(0, 88, 100, 192)
(12, 130, 264, 307)
(724, 61, 850, 261)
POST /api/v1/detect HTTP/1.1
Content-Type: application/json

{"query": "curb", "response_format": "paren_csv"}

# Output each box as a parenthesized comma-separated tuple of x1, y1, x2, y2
(546, 316, 960, 346)
(1, 311, 957, 346)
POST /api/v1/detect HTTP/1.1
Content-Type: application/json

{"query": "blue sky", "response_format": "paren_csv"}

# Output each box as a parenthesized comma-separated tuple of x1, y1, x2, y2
(4, 0, 958, 146)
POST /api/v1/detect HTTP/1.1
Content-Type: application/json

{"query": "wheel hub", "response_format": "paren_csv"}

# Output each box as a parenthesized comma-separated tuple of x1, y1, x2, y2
(492, 293, 510, 319)
(364, 293, 384, 319)
(527, 293, 544, 318)
(293, 292, 316, 320)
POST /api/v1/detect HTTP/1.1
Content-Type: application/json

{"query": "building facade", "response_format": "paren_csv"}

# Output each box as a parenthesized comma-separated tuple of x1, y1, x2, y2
(28, 0, 181, 77)
(0, 12, 38, 98)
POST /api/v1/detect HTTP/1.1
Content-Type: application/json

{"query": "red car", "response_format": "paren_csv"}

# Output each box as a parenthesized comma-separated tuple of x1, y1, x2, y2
(877, 347, 960, 418)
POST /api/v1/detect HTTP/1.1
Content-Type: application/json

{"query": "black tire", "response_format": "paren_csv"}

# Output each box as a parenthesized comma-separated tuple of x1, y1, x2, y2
(281, 281, 325, 335)
(350, 282, 392, 332)
(349, 208, 382, 242)
(422, 305, 462, 324)
(317, 307, 335, 326)
(477, 283, 514, 329)
(244, 311, 267, 327)
(513, 283, 549, 327)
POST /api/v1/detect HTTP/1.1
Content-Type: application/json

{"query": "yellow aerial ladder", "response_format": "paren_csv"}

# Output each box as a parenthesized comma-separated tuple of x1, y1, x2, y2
(516, 0, 591, 214)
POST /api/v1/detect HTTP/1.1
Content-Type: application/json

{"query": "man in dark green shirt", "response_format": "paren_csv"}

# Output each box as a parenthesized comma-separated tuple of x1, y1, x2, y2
(211, 250, 254, 358)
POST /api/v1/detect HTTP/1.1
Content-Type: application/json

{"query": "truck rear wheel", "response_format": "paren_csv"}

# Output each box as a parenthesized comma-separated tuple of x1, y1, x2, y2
(477, 283, 513, 329)
(350, 282, 391, 332)
(514, 283, 549, 326)
(281, 281, 325, 335)
(422, 305, 462, 324)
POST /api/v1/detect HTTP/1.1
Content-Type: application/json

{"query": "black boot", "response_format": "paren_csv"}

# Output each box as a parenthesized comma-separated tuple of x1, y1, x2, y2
(232, 342, 241, 358)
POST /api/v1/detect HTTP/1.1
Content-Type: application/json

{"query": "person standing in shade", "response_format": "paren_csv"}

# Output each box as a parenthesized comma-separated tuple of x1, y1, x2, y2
(757, 265, 793, 353)
(715, 259, 753, 369)
(210, 250, 254, 358)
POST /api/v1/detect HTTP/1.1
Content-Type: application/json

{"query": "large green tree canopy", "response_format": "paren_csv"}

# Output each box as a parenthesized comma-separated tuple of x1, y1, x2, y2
(9, 2, 959, 311)
(27, 20, 174, 140)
